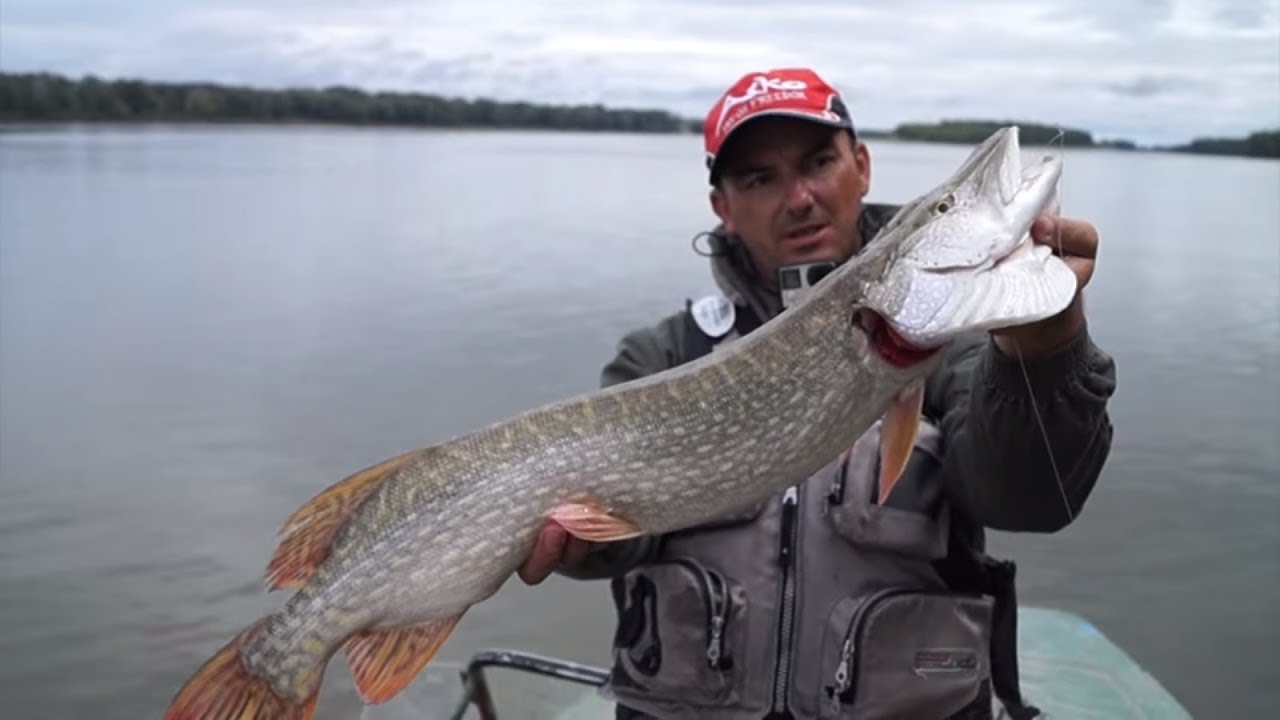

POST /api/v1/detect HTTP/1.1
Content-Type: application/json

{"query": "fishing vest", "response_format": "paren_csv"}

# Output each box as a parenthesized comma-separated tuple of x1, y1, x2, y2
(599, 294, 1041, 720)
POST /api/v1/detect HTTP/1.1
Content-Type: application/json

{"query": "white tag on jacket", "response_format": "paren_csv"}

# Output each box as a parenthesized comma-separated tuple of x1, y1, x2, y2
(691, 295, 736, 339)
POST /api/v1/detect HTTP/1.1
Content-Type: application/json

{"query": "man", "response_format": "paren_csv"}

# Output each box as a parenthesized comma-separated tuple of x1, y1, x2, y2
(519, 68, 1117, 719)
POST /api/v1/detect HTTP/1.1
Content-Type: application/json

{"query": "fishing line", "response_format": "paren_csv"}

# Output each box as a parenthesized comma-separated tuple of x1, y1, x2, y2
(1011, 338, 1074, 524)
(1009, 125, 1074, 525)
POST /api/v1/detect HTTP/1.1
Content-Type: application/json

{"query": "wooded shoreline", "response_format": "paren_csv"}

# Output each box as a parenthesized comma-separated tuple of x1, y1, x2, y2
(3, 71, 1275, 159)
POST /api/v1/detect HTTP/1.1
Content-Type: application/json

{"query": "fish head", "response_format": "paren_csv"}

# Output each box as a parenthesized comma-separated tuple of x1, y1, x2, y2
(856, 125, 1077, 351)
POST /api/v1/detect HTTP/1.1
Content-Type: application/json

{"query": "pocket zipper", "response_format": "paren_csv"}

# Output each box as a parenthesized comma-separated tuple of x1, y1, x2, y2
(674, 558, 731, 670)
(826, 451, 851, 508)
(829, 587, 914, 713)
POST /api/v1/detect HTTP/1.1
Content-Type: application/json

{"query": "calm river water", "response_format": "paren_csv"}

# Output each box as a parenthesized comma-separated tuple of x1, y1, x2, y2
(1, 124, 1276, 718)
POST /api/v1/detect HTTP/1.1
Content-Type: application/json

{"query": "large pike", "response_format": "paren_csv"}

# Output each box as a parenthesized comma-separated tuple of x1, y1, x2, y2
(165, 126, 1078, 719)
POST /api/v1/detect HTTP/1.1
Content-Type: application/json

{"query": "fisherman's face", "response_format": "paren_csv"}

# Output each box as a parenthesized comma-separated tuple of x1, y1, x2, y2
(710, 117, 871, 287)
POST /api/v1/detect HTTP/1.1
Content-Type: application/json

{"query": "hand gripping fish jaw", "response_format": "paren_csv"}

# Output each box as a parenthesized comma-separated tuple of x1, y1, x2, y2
(851, 126, 1075, 504)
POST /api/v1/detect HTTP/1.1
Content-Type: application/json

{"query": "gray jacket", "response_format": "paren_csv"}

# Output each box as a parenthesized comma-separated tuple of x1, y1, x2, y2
(565, 204, 1118, 719)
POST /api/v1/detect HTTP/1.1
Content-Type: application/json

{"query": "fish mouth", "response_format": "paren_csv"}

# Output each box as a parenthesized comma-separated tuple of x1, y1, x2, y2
(856, 308, 940, 368)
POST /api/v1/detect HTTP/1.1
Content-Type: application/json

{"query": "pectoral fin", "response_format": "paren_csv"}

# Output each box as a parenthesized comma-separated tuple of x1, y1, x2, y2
(878, 381, 925, 505)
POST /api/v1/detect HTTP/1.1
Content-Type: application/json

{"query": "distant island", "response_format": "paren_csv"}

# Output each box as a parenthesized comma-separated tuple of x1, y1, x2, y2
(1, 71, 1275, 159)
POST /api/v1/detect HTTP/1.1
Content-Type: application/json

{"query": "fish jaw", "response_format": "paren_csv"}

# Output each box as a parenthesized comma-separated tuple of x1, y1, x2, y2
(860, 126, 1077, 349)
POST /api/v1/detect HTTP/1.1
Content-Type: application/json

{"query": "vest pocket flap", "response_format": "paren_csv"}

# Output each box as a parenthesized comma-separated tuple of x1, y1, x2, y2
(608, 557, 749, 708)
(830, 500, 952, 559)
(819, 590, 993, 719)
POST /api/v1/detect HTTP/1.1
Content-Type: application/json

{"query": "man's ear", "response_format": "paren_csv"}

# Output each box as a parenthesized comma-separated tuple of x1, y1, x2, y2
(709, 187, 735, 234)
(853, 139, 872, 198)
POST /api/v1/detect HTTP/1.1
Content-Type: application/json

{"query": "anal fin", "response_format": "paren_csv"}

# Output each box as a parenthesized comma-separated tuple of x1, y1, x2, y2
(265, 449, 422, 590)
(547, 498, 645, 542)
(344, 613, 465, 705)
(878, 381, 925, 505)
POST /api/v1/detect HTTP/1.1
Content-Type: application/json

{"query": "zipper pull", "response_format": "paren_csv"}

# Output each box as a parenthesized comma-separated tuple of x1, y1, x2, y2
(827, 452, 850, 508)
(778, 486, 798, 567)
(706, 614, 724, 668)
(830, 636, 853, 712)
(834, 637, 852, 687)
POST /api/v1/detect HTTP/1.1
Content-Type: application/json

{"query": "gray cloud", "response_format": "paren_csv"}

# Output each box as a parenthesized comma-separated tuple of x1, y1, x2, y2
(1107, 75, 1208, 98)
(1215, 0, 1274, 28)
(1, 0, 1277, 145)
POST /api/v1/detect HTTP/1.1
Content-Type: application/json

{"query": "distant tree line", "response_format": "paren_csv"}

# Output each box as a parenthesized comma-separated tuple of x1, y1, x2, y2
(0, 71, 695, 133)
(1163, 130, 1279, 159)
(3, 70, 1275, 158)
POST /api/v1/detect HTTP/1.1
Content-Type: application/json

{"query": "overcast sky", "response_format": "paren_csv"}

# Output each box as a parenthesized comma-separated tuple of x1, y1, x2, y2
(2, 0, 1277, 144)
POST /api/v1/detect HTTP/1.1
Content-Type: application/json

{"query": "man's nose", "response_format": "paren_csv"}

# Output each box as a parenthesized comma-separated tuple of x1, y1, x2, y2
(784, 176, 816, 215)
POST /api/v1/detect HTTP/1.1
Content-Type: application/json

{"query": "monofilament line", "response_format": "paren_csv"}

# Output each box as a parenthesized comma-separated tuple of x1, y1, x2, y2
(1011, 339, 1074, 524)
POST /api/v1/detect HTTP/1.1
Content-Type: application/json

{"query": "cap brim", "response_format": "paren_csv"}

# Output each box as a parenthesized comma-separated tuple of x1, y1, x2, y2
(708, 109, 854, 182)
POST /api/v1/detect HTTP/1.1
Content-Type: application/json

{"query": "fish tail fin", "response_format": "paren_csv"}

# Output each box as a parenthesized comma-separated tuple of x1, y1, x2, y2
(163, 618, 323, 720)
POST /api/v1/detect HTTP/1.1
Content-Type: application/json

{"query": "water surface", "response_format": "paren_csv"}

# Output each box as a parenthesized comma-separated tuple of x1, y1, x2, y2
(1, 125, 1277, 718)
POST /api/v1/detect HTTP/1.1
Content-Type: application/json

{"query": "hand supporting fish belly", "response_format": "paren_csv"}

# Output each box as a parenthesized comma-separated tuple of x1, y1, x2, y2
(163, 125, 1077, 720)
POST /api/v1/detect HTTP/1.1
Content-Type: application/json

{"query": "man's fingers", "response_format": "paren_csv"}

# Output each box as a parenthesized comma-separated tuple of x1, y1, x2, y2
(1032, 215, 1098, 260)
(517, 522, 566, 585)
(1064, 255, 1095, 289)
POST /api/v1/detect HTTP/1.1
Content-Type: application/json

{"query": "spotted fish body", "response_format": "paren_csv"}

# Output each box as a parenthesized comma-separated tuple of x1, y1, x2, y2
(165, 126, 1079, 719)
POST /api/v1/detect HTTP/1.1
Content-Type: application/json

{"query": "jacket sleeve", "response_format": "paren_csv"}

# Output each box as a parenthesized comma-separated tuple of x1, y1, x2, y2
(924, 325, 1117, 532)
(557, 314, 687, 580)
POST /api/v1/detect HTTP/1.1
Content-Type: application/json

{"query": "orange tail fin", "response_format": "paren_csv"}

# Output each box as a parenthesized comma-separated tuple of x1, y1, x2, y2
(163, 620, 323, 720)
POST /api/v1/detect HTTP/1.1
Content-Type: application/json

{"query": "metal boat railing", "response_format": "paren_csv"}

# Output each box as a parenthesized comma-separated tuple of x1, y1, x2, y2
(445, 649, 610, 720)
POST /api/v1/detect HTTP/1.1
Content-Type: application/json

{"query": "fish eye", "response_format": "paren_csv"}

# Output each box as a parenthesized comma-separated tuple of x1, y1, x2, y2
(934, 193, 955, 214)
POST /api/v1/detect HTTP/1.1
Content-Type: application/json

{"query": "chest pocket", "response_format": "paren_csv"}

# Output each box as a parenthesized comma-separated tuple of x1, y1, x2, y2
(823, 418, 950, 560)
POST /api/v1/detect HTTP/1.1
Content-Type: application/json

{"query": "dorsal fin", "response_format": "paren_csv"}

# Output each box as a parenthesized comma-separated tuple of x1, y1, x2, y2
(265, 449, 422, 590)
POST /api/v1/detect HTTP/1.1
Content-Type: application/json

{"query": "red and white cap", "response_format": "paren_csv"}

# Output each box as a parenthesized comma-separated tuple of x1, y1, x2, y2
(703, 67, 855, 182)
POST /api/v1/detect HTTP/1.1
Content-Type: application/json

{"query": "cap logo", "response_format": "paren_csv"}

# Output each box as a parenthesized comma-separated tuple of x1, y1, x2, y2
(716, 74, 809, 139)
